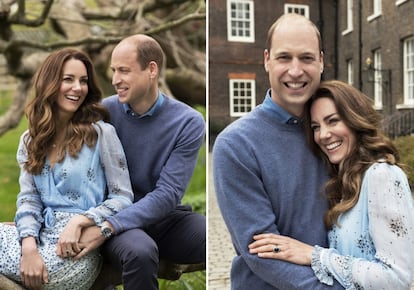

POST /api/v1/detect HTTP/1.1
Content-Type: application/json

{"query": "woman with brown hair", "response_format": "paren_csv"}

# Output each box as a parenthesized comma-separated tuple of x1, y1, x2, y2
(0, 48, 133, 289)
(249, 80, 414, 289)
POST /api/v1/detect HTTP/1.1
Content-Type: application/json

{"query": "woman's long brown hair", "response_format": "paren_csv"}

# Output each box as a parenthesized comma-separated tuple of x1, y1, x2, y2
(304, 80, 402, 229)
(24, 48, 109, 175)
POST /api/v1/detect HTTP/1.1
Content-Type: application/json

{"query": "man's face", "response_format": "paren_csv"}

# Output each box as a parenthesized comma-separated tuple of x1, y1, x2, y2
(110, 42, 152, 107)
(264, 19, 324, 117)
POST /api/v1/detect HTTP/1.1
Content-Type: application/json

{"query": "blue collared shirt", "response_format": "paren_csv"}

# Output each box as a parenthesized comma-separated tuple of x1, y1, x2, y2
(123, 91, 164, 118)
(262, 89, 301, 125)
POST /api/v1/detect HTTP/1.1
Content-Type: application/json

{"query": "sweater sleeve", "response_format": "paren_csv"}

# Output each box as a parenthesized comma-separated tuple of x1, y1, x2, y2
(83, 122, 134, 226)
(14, 131, 44, 243)
(311, 163, 414, 289)
(213, 134, 344, 290)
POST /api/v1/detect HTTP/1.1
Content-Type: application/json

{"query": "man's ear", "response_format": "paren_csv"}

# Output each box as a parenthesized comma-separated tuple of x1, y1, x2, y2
(320, 51, 324, 73)
(264, 49, 269, 72)
(148, 61, 158, 79)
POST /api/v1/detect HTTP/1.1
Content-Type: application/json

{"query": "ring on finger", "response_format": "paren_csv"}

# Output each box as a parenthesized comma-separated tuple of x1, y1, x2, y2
(273, 246, 281, 253)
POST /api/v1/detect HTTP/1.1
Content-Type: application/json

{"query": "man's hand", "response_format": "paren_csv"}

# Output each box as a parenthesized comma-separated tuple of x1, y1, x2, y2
(74, 226, 106, 260)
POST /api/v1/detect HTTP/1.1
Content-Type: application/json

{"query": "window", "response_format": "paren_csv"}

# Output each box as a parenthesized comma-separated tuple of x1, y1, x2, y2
(284, 4, 309, 18)
(367, 0, 382, 22)
(347, 59, 354, 85)
(229, 79, 256, 117)
(400, 37, 414, 107)
(227, 0, 255, 43)
(342, 0, 353, 35)
(373, 0, 382, 14)
(373, 50, 383, 109)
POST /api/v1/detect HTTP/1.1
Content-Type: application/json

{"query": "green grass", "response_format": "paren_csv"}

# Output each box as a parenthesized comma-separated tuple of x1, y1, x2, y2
(0, 118, 26, 221)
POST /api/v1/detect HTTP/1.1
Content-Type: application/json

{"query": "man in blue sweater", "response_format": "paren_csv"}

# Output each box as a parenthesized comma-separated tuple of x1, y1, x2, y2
(213, 14, 344, 289)
(78, 34, 205, 289)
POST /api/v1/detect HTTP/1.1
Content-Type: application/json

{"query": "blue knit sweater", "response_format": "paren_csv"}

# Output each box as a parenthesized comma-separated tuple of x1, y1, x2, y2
(213, 103, 344, 289)
(103, 93, 205, 233)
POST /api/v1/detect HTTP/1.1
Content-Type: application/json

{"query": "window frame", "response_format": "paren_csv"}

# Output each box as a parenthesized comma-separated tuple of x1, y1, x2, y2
(229, 78, 256, 117)
(227, 0, 255, 43)
(398, 37, 414, 108)
(342, 0, 354, 35)
(347, 59, 354, 86)
(373, 49, 383, 109)
(284, 4, 309, 18)
(367, 0, 382, 22)
(396, 0, 408, 6)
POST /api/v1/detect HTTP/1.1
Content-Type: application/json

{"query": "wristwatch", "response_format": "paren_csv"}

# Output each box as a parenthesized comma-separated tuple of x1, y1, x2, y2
(100, 224, 113, 239)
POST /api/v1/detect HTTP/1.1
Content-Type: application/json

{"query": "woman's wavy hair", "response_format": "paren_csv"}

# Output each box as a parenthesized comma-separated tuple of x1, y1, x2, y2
(24, 48, 109, 174)
(304, 80, 403, 229)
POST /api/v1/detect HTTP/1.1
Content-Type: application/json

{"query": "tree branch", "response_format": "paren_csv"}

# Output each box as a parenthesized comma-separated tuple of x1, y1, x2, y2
(9, 0, 54, 26)
(143, 11, 205, 35)
(1, 10, 205, 52)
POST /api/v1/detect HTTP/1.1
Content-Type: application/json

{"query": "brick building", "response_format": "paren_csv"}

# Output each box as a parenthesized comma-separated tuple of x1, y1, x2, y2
(337, 0, 414, 137)
(209, 0, 414, 144)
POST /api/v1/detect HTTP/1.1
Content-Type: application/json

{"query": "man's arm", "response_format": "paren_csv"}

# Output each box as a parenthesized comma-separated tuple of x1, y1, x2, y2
(213, 135, 344, 289)
(107, 112, 205, 234)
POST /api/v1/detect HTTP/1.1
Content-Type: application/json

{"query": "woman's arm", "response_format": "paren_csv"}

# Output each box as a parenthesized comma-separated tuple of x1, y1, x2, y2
(314, 164, 414, 289)
(82, 122, 134, 224)
(250, 164, 414, 289)
(14, 132, 44, 243)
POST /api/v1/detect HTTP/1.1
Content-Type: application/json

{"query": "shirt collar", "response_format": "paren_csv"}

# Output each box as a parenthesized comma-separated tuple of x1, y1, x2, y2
(262, 89, 301, 125)
(123, 91, 164, 118)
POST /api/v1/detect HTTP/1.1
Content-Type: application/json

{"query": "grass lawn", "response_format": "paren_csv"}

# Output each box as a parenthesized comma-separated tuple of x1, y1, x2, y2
(0, 118, 26, 221)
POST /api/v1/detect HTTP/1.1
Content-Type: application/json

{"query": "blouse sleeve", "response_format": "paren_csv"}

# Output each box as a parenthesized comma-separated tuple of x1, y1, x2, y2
(83, 122, 134, 225)
(311, 163, 414, 289)
(14, 131, 44, 243)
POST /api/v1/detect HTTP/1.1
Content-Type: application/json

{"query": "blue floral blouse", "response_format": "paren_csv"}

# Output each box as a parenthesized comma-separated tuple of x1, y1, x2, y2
(14, 121, 134, 242)
(311, 162, 414, 289)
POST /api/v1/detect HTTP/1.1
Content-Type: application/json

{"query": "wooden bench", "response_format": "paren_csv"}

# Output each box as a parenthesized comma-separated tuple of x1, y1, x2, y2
(0, 223, 205, 289)
(0, 275, 24, 290)
(0, 260, 205, 290)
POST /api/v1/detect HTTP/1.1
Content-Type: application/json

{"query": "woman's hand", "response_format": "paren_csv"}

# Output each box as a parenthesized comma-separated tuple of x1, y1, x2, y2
(56, 215, 92, 258)
(20, 237, 48, 290)
(248, 233, 314, 265)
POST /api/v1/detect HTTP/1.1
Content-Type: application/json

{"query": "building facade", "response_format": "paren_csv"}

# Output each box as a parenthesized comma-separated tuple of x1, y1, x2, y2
(209, 0, 414, 143)
(337, 0, 414, 137)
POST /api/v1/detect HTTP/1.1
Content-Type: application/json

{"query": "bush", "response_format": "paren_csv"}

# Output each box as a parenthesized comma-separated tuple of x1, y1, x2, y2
(394, 135, 414, 187)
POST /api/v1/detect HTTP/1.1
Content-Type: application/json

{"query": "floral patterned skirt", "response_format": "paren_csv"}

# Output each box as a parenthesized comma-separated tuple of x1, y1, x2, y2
(0, 212, 102, 290)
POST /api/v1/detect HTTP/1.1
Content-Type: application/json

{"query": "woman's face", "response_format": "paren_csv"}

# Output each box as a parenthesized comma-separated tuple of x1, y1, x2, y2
(310, 97, 356, 164)
(56, 59, 88, 118)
